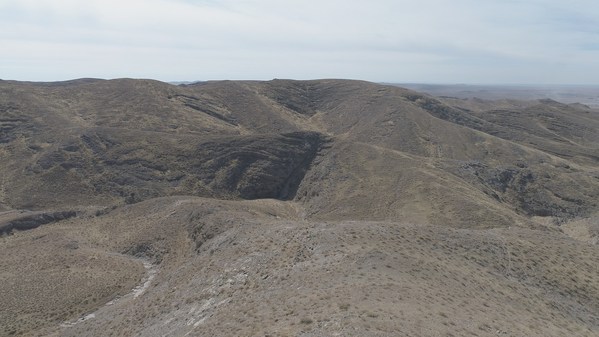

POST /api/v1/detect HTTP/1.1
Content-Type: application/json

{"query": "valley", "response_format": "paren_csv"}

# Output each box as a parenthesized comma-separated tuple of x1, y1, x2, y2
(1, 79, 598, 336)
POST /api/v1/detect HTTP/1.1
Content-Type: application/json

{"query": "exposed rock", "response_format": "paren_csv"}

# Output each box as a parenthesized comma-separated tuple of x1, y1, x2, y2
(0, 210, 77, 235)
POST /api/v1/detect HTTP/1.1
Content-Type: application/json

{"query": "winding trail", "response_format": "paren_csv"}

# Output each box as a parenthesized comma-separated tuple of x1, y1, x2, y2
(60, 255, 157, 328)
(132, 260, 157, 299)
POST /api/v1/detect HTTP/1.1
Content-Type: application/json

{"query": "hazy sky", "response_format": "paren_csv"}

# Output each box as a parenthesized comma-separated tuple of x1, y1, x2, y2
(1, 0, 599, 84)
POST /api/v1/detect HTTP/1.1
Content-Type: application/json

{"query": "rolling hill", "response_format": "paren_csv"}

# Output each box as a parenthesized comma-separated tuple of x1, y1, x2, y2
(1, 78, 598, 336)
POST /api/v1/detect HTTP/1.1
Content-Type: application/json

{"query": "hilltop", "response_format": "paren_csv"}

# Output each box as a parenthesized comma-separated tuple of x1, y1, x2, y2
(1, 79, 598, 336)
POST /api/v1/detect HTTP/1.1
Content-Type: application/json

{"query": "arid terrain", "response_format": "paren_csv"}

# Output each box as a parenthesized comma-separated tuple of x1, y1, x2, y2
(397, 84, 599, 108)
(1, 78, 598, 336)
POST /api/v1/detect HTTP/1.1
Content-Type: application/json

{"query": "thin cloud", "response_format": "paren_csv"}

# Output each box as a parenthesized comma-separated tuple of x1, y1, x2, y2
(1, 0, 598, 83)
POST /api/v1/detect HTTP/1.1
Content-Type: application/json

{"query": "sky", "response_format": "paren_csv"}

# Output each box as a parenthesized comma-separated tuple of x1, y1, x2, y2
(1, 0, 599, 84)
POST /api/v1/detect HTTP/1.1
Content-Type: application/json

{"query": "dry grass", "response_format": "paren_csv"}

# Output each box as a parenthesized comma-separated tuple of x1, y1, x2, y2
(1, 197, 595, 336)
(1, 79, 599, 336)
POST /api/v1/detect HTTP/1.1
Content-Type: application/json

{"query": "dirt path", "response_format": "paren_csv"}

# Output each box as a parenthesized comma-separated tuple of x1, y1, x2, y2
(59, 255, 157, 329)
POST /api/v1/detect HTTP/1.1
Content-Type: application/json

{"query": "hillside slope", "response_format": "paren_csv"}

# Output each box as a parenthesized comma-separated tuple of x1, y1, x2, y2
(1, 79, 598, 224)
(1, 79, 599, 336)
(2, 197, 598, 337)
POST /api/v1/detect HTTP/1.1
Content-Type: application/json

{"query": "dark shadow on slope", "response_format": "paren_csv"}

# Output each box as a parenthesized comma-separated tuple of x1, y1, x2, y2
(21, 130, 330, 206)
(0, 211, 77, 235)
(193, 131, 330, 200)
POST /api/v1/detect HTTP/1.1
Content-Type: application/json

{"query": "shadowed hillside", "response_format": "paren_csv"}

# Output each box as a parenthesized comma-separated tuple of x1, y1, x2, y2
(1, 79, 599, 336)
(2, 78, 598, 222)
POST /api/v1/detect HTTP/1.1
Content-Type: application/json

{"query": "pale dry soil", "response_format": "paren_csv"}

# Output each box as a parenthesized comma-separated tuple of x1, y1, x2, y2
(1, 79, 599, 337)
(1, 197, 597, 337)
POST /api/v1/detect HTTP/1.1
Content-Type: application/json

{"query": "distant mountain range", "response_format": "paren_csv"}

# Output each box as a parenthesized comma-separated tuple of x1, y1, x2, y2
(395, 83, 599, 107)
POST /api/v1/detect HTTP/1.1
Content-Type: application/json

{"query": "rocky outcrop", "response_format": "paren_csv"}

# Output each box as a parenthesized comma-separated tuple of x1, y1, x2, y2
(191, 131, 329, 200)
(21, 130, 330, 206)
(0, 211, 77, 235)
